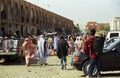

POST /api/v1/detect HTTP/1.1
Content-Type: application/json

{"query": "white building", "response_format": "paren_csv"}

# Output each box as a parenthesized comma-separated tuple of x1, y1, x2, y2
(110, 17, 120, 31)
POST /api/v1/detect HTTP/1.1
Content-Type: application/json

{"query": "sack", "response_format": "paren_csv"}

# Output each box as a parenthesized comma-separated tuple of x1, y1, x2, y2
(50, 49, 55, 56)
(93, 36, 105, 55)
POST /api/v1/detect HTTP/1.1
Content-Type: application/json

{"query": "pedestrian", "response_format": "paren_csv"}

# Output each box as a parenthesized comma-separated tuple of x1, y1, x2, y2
(85, 29, 101, 77)
(31, 35, 38, 59)
(74, 37, 80, 53)
(57, 35, 69, 70)
(22, 38, 34, 67)
(83, 35, 89, 56)
(47, 36, 53, 50)
(71, 37, 80, 63)
(67, 35, 74, 54)
(77, 37, 84, 52)
(47, 36, 54, 55)
(53, 34, 58, 55)
(37, 35, 48, 65)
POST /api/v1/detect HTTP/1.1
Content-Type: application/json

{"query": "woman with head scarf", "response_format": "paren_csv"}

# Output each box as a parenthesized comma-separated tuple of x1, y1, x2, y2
(22, 38, 34, 67)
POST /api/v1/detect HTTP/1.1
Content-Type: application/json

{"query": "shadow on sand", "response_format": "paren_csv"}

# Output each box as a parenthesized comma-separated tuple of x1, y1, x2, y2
(80, 72, 120, 77)
(0, 59, 60, 67)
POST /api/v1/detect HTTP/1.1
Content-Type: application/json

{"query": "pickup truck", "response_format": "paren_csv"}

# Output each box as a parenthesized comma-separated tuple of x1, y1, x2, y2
(0, 38, 24, 63)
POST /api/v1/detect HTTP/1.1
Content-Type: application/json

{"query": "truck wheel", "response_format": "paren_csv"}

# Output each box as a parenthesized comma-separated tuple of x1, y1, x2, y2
(17, 51, 23, 63)
(18, 56, 23, 63)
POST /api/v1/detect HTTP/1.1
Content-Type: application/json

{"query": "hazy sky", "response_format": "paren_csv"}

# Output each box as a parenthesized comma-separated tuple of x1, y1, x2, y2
(26, 0, 120, 27)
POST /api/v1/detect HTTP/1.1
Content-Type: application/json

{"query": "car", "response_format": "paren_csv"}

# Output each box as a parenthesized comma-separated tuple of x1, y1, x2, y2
(106, 31, 120, 40)
(71, 39, 120, 76)
(0, 38, 24, 63)
(104, 37, 120, 48)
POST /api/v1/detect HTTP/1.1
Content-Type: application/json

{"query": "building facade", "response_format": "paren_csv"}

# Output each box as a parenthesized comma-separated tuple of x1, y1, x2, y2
(0, 0, 74, 37)
(110, 17, 120, 31)
(85, 22, 97, 33)
(86, 22, 109, 33)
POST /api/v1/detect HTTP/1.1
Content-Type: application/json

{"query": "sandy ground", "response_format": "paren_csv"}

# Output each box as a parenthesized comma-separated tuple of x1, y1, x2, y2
(1, 55, 120, 78)
(0, 55, 83, 78)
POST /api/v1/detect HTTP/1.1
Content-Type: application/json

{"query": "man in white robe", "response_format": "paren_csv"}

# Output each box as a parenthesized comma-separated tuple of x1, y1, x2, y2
(37, 35, 47, 65)
(53, 34, 58, 52)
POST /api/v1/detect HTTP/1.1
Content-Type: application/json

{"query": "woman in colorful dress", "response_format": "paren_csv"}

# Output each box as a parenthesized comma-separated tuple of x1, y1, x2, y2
(22, 38, 34, 67)
(67, 35, 74, 54)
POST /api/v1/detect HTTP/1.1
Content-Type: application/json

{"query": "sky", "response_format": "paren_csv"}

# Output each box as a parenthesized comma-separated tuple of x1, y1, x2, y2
(25, 0, 120, 27)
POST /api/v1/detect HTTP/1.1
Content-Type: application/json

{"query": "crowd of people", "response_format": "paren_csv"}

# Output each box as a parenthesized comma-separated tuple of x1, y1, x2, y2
(21, 33, 89, 68)
(16, 29, 105, 77)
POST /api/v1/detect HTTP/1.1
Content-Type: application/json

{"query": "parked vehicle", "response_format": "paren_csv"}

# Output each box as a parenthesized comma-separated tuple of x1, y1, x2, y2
(104, 37, 120, 48)
(71, 39, 120, 75)
(106, 31, 120, 40)
(0, 38, 24, 63)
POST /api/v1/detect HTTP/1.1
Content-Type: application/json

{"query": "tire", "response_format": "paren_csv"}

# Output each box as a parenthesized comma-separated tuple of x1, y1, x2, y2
(73, 65, 81, 70)
(17, 51, 23, 63)
(82, 60, 98, 76)
(17, 55, 23, 63)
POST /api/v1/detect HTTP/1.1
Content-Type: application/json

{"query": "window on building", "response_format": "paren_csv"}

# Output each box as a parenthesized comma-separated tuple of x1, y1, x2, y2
(8, 1, 13, 21)
(1, 0, 6, 19)
(15, 2, 19, 22)
(21, 5, 24, 22)
(26, 6, 29, 23)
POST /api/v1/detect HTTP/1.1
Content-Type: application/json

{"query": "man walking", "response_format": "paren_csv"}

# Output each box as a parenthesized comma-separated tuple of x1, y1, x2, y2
(85, 29, 101, 77)
(57, 35, 69, 69)
(37, 35, 48, 65)
(53, 34, 58, 53)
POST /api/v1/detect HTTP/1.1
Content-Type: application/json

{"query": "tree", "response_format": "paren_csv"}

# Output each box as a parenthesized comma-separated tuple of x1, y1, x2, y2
(104, 25, 110, 32)
(73, 26, 82, 34)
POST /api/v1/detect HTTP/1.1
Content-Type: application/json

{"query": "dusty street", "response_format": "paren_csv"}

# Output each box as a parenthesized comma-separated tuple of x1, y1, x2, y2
(0, 55, 120, 78)
(0, 55, 83, 78)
